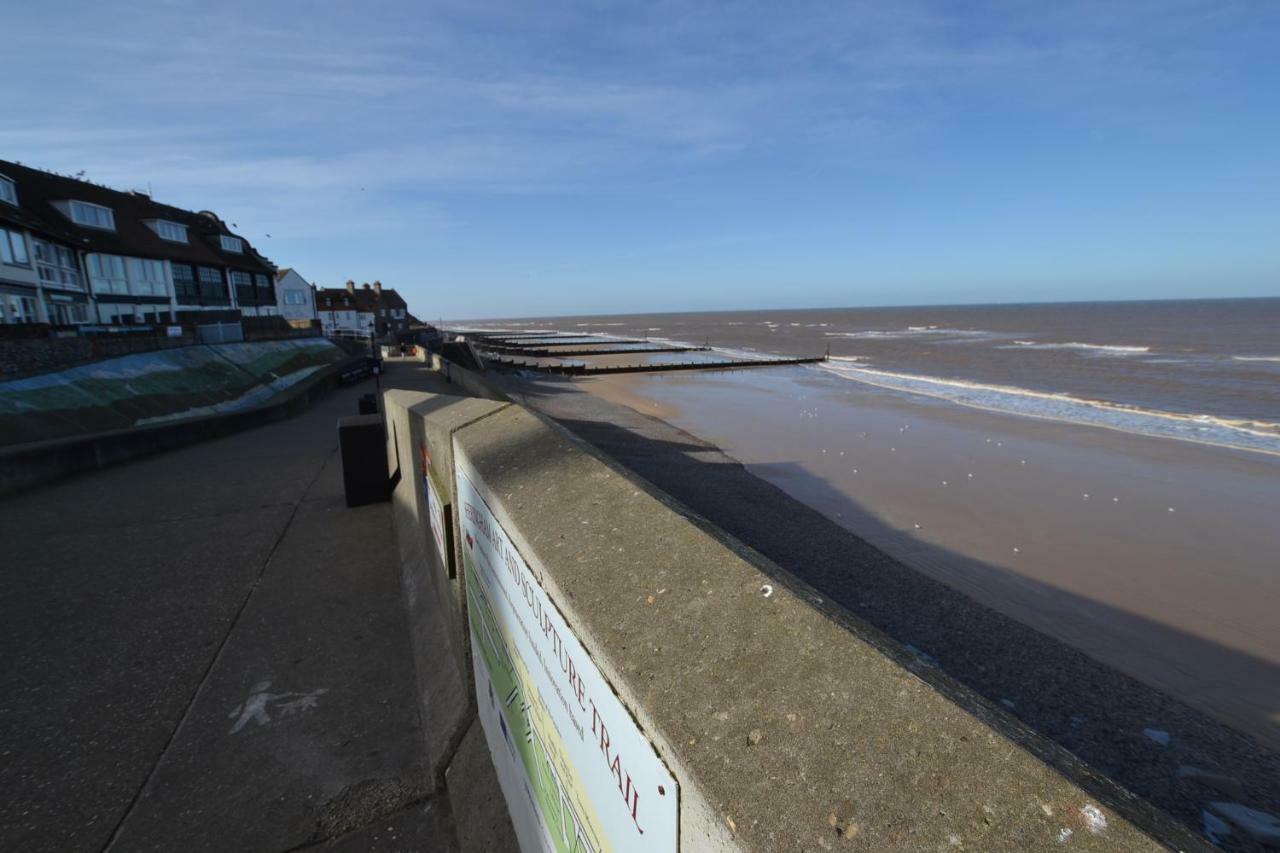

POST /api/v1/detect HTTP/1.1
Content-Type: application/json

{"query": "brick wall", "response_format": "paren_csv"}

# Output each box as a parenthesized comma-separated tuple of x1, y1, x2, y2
(0, 332, 196, 379)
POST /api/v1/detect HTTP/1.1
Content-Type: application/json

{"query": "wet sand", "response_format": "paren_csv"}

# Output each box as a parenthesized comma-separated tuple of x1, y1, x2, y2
(580, 366, 1280, 750)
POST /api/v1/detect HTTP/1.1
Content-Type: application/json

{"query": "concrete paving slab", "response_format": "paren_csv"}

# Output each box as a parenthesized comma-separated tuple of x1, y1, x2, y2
(0, 504, 295, 853)
(319, 797, 456, 853)
(106, 494, 430, 852)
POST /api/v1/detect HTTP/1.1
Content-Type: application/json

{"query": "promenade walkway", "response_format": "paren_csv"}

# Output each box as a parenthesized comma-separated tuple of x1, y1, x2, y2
(0, 361, 467, 852)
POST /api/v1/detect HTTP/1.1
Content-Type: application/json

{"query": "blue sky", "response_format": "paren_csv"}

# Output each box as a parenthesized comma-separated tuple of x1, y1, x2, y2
(3, 0, 1277, 319)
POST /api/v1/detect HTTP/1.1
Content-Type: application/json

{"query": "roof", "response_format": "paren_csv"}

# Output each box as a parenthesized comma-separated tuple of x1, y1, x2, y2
(276, 267, 293, 280)
(316, 284, 408, 313)
(0, 160, 273, 274)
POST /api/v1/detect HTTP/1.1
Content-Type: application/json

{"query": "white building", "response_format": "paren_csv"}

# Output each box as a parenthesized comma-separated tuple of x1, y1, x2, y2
(274, 268, 318, 325)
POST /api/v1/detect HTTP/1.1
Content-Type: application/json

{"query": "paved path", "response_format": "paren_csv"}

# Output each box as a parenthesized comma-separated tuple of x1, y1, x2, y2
(0, 362, 460, 853)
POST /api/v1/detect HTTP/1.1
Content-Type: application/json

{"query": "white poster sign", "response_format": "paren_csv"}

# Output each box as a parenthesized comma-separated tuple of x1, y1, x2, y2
(455, 452, 678, 853)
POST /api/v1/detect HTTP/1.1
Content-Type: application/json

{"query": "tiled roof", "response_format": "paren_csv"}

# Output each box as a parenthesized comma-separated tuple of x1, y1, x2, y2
(0, 159, 273, 274)
(316, 284, 408, 313)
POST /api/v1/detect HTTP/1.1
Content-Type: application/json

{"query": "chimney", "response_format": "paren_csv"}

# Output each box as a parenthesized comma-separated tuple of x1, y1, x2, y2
(362, 282, 371, 290)
(345, 280, 355, 294)
(373, 280, 382, 295)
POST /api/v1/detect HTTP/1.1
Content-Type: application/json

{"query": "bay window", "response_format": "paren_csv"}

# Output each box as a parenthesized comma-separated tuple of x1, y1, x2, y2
(33, 240, 82, 289)
(89, 254, 129, 294)
(127, 258, 167, 296)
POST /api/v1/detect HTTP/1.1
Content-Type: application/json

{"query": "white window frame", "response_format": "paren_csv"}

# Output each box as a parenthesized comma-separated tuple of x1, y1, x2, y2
(33, 239, 82, 289)
(220, 235, 243, 253)
(70, 200, 116, 230)
(150, 220, 188, 243)
(0, 175, 16, 206)
(127, 258, 168, 296)
(1, 228, 29, 266)
(88, 254, 129, 295)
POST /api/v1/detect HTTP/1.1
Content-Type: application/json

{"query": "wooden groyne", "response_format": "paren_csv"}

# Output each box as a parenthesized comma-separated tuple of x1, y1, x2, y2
(485, 355, 826, 375)
(478, 344, 709, 357)
(492, 338, 651, 348)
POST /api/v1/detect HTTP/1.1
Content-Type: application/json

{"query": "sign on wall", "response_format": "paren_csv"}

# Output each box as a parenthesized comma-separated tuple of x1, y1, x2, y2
(423, 468, 450, 576)
(454, 452, 678, 853)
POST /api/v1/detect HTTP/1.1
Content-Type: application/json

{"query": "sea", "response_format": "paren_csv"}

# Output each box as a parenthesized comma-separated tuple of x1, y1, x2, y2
(462, 297, 1280, 455)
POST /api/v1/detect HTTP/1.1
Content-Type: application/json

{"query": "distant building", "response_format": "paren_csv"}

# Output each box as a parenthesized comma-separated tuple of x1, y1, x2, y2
(274, 267, 318, 325)
(316, 281, 410, 338)
(0, 159, 278, 326)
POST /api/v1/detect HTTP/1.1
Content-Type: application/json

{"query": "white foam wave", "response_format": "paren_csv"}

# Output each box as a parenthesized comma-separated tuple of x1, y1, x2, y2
(1233, 355, 1280, 363)
(825, 328, 993, 340)
(817, 361, 1280, 455)
(1001, 341, 1150, 355)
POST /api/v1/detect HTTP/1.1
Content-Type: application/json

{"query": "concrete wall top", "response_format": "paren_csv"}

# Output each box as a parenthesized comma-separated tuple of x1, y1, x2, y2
(383, 389, 509, 496)
(450, 404, 1201, 852)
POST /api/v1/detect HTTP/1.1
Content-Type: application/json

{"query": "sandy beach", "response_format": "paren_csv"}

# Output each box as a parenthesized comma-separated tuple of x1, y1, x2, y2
(579, 365, 1280, 750)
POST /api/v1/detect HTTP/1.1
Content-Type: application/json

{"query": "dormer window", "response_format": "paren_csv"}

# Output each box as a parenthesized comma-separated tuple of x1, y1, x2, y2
(148, 220, 188, 243)
(219, 235, 243, 253)
(69, 200, 116, 230)
(0, 175, 16, 206)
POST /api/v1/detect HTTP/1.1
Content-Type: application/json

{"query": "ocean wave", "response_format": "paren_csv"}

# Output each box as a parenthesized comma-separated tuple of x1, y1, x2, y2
(825, 328, 993, 340)
(1232, 355, 1280, 363)
(817, 361, 1280, 455)
(1000, 341, 1150, 355)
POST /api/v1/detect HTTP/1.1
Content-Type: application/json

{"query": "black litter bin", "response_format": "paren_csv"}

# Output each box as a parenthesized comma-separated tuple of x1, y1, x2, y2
(338, 415, 389, 507)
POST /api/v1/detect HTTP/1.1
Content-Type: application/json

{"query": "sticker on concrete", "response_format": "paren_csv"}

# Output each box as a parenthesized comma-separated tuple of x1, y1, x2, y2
(455, 454, 678, 853)
(227, 680, 329, 734)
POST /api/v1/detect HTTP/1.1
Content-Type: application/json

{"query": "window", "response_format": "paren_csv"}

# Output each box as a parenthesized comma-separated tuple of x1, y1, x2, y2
(198, 266, 228, 302)
(149, 220, 188, 243)
(171, 263, 198, 300)
(127, 258, 167, 296)
(220, 235, 243, 253)
(231, 272, 253, 306)
(0, 175, 16, 206)
(33, 240, 81, 289)
(1, 228, 29, 266)
(284, 290, 306, 306)
(88, 254, 129, 294)
(3, 294, 40, 324)
(70, 201, 116, 230)
(47, 301, 88, 325)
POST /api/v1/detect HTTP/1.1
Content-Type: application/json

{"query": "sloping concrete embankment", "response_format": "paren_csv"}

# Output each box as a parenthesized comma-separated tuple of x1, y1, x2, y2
(384, 383, 1211, 852)
(0, 339, 356, 496)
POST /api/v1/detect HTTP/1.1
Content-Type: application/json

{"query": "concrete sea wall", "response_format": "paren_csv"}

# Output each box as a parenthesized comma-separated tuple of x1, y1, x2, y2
(384, 387, 1207, 852)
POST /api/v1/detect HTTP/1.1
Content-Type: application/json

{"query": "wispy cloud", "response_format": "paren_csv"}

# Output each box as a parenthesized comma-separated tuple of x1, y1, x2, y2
(3, 0, 1276, 311)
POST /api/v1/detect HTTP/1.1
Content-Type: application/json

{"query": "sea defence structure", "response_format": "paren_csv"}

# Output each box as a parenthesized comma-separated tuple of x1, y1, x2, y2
(463, 330, 826, 376)
(383, 383, 1208, 852)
